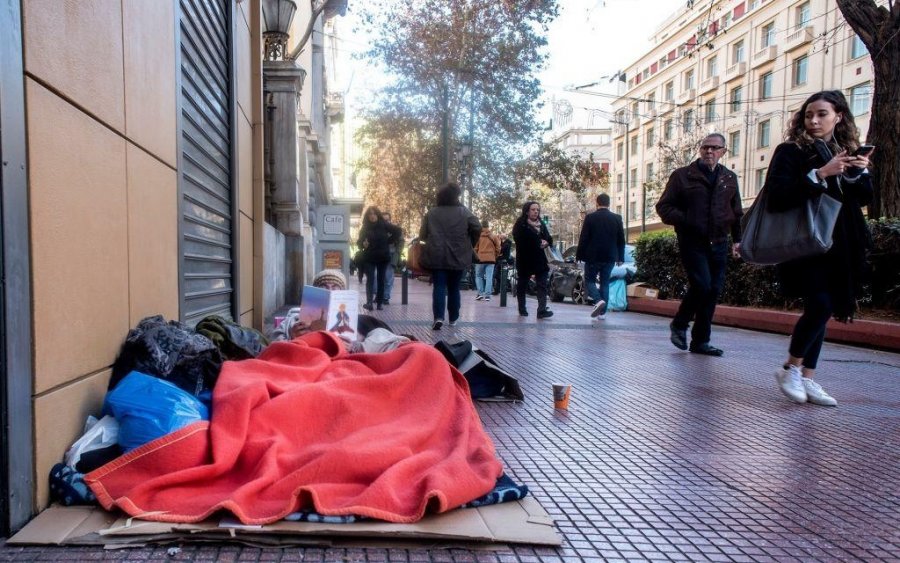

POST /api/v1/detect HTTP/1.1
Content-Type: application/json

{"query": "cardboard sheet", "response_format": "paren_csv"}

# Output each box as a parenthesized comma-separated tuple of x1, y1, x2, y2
(8, 497, 561, 549)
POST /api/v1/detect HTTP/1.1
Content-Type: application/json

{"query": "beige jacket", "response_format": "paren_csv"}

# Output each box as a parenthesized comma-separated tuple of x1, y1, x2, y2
(474, 229, 501, 263)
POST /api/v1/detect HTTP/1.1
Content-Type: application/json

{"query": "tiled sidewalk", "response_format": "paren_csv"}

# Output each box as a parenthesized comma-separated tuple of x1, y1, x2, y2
(3, 278, 898, 562)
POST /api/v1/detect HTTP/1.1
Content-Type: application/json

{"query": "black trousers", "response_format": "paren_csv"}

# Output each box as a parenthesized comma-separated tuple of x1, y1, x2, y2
(365, 261, 388, 305)
(672, 240, 728, 345)
(517, 270, 548, 313)
(789, 291, 832, 369)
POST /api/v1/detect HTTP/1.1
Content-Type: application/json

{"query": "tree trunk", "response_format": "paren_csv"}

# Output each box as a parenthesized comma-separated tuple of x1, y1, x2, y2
(836, 0, 900, 218)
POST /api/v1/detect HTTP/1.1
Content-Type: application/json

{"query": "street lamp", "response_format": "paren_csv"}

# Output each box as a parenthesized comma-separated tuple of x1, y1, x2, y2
(262, 0, 297, 61)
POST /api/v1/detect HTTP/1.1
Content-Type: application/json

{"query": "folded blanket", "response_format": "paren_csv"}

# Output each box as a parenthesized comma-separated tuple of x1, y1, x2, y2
(86, 332, 502, 524)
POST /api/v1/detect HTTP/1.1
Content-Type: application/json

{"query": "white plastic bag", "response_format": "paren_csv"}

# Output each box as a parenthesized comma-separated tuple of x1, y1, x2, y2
(64, 415, 119, 468)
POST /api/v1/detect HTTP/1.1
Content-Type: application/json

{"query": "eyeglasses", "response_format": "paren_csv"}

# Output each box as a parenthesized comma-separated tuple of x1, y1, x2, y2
(700, 145, 726, 151)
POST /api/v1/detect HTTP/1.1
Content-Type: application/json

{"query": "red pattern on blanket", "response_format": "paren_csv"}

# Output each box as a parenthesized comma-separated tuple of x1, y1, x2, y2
(86, 332, 502, 524)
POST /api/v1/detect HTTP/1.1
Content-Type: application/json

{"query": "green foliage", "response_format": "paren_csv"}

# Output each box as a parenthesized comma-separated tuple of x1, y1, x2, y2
(355, 0, 560, 233)
(866, 217, 900, 310)
(633, 220, 900, 312)
(517, 143, 609, 200)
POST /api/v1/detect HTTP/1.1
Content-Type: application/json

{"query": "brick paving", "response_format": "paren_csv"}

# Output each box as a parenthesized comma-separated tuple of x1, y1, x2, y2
(2, 277, 899, 561)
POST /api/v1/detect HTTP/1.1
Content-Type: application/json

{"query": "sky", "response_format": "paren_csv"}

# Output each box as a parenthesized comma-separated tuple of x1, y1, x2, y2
(334, 1, 683, 139)
(538, 0, 682, 127)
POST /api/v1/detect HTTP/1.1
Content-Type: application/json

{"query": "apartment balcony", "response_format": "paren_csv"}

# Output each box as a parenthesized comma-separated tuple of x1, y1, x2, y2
(677, 88, 696, 104)
(784, 25, 814, 51)
(699, 75, 719, 94)
(725, 62, 746, 81)
(751, 45, 778, 68)
(326, 92, 344, 122)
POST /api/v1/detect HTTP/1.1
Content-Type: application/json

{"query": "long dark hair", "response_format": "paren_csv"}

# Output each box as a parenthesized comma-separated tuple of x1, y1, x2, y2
(435, 183, 462, 206)
(361, 206, 383, 229)
(519, 201, 540, 219)
(785, 90, 860, 152)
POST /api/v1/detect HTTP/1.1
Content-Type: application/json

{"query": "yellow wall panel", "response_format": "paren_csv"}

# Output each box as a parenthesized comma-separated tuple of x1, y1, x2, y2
(127, 144, 180, 324)
(123, 0, 177, 166)
(238, 116, 254, 216)
(27, 80, 130, 394)
(34, 370, 110, 509)
(236, 7, 253, 125)
(23, 0, 125, 132)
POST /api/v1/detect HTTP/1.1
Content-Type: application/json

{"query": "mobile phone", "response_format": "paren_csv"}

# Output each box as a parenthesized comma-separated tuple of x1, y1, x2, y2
(854, 145, 875, 156)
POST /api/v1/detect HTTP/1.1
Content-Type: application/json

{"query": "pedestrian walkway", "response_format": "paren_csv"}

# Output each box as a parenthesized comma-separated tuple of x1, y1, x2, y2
(3, 278, 898, 562)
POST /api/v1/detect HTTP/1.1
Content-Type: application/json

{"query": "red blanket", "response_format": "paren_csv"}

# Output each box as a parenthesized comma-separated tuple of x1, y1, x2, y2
(86, 332, 502, 524)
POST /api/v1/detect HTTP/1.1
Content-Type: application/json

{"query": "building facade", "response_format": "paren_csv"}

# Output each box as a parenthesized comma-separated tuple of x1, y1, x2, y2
(0, 0, 346, 533)
(610, 0, 874, 240)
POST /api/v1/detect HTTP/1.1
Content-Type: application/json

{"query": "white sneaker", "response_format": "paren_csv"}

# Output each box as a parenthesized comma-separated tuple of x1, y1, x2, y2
(775, 365, 807, 404)
(597, 313, 606, 320)
(484, 296, 491, 302)
(590, 300, 606, 318)
(802, 378, 837, 407)
(475, 295, 484, 301)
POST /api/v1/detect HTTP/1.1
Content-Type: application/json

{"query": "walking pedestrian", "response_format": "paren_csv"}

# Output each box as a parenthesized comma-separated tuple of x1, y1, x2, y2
(381, 211, 402, 305)
(419, 183, 481, 330)
(656, 133, 743, 356)
(512, 201, 554, 319)
(576, 193, 625, 320)
(357, 206, 402, 311)
(767, 90, 873, 407)
(473, 220, 502, 302)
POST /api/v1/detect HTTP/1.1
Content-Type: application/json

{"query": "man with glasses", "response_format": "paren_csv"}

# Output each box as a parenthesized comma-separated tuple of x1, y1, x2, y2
(656, 133, 743, 356)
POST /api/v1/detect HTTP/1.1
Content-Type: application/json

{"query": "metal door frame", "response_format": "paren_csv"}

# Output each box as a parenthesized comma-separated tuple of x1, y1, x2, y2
(0, 0, 36, 535)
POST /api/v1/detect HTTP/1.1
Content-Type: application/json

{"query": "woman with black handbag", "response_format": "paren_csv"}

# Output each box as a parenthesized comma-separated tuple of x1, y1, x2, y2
(764, 91, 873, 407)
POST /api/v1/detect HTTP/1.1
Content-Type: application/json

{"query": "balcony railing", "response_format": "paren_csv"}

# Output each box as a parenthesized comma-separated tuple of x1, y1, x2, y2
(677, 88, 696, 104)
(725, 62, 747, 80)
(699, 75, 720, 94)
(784, 26, 814, 51)
(752, 45, 777, 68)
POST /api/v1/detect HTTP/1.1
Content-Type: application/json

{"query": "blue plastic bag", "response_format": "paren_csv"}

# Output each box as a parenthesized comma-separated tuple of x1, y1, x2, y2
(607, 278, 628, 311)
(103, 371, 210, 452)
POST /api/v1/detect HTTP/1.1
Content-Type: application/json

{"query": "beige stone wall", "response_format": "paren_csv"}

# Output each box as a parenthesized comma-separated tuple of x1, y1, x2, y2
(23, 0, 262, 509)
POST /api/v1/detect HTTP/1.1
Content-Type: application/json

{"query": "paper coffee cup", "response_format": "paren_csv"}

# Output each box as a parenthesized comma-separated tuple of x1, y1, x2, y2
(552, 383, 571, 410)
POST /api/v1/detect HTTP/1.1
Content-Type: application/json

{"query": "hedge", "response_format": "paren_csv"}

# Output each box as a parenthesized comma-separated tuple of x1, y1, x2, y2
(633, 218, 900, 311)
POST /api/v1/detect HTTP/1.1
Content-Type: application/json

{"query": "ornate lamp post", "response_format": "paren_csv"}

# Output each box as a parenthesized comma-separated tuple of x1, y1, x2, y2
(262, 0, 297, 61)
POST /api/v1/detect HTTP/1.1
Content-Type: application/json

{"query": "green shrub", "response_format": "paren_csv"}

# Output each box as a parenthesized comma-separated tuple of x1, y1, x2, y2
(866, 217, 900, 310)
(634, 220, 900, 312)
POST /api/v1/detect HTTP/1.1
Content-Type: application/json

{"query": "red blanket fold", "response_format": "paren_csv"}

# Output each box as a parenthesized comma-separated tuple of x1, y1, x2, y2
(86, 332, 502, 524)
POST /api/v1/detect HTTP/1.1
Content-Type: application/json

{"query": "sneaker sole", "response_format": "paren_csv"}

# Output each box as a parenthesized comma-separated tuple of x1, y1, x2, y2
(590, 301, 606, 318)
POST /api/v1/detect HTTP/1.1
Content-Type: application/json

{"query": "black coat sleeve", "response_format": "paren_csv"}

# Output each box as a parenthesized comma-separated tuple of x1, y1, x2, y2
(576, 216, 591, 262)
(730, 182, 744, 243)
(765, 143, 826, 213)
(655, 173, 686, 226)
(616, 215, 626, 262)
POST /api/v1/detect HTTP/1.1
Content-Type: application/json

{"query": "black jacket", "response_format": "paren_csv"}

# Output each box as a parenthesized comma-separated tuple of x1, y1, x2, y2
(764, 142, 872, 319)
(576, 208, 625, 263)
(419, 205, 482, 271)
(512, 218, 553, 277)
(358, 220, 402, 264)
(656, 160, 743, 244)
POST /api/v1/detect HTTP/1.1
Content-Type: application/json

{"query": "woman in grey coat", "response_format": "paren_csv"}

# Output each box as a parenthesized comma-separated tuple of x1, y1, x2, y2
(419, 183, 481, 330)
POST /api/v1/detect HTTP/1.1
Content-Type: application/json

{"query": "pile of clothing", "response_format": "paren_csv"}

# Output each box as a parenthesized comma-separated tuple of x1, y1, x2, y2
(52, 312, 528, 525)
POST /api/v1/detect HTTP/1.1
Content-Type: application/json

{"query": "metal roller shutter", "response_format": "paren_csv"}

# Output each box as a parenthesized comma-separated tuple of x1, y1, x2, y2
(178, 0, 235, 325)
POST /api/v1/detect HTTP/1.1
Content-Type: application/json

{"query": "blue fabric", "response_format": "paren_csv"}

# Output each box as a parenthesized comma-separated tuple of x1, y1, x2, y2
(474, 263, 495, 297)
(49, 463, 96, 506)
(584, 261, 615, 312)
(607, 279, 628, 311)
(431, 269, 463, 322)
(462, 474, 529, 508)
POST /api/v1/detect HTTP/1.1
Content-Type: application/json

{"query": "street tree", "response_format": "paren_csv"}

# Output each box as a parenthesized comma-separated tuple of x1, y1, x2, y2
(835, 0, 900, 217)
(355, 0, 559, 233)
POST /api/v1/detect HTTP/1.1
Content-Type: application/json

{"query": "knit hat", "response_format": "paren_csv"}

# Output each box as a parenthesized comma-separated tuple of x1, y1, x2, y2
(312, 269, 347, 290)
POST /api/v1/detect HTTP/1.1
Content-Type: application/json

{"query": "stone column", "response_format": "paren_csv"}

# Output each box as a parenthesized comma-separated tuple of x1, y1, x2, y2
(263, 60, 308, 305)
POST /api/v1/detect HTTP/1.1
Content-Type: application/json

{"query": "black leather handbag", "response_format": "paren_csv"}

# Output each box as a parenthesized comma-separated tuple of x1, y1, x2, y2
(740, 140, 842, 266)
